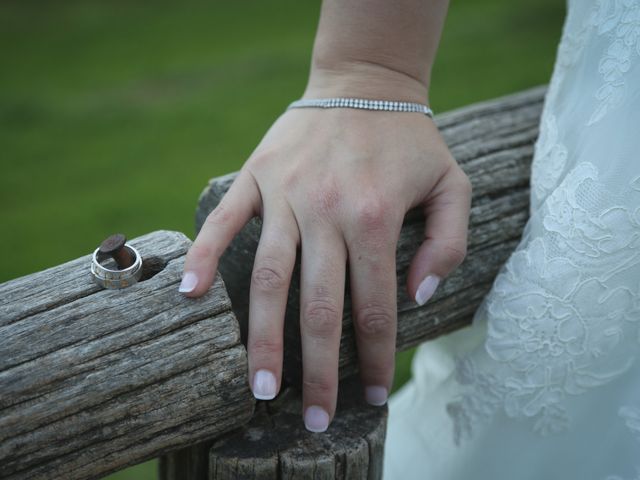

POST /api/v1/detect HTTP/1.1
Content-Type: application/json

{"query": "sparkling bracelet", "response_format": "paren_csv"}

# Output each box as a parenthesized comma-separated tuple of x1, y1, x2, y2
(287, 97, 433, 117)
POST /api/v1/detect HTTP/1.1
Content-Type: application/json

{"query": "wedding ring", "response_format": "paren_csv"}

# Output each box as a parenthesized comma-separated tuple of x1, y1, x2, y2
(91, 243, 143, 289)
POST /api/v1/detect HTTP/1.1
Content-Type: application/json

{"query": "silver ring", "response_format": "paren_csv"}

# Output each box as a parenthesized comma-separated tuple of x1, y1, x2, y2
(91, 244, 143, 289)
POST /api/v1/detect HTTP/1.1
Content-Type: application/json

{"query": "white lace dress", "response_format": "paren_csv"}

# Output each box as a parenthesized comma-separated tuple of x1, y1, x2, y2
(383, 1, 640, 478)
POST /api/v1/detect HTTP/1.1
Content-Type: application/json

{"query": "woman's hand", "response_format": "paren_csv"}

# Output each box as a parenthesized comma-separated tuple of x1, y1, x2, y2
(179, 104, 471, 432)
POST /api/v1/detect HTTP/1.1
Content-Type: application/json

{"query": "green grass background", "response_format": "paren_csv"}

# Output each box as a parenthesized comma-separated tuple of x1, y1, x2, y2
(0, 0, 566, 478)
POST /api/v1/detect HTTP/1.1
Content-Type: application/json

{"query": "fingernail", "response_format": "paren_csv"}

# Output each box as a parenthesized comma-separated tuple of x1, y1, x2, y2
(365, 386, 388, 406)
(178, 271, 198, 293)
(415, 275, 440, 306)
(252, 369, 277, 400)
(304, 405, 329, 433)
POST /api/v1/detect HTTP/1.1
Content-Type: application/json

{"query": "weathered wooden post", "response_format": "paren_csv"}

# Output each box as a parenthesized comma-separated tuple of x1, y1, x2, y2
(161, 377, 387, 480)
(208, 377, 387, 479)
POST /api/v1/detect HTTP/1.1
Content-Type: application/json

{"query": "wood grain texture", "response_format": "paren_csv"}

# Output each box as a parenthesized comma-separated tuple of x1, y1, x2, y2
(160, 376, 387, 480)
(195, 86, 545, 385)
(0, 230, 255, 480)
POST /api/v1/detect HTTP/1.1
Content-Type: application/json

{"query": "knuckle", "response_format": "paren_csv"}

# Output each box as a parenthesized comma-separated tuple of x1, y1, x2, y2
(247, 149, 277, 170)
(252, 260, 289, 292)
(302, 377, 334, 397)
(302, 299, 342, 337)
(444, 240, 468, 267)
(249, 337, 282, 358)
(205, 202, 233, 227)
(355, 304, 396, 338)
(360, 363, 393, 386)
(454, 170, 473, 198)
(365, 363, 393, 378)
(189, 242, 217, 262)
(353, 197, 393, 232)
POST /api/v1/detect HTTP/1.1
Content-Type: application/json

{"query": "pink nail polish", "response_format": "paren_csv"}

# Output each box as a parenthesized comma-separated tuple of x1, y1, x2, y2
(415, 275, 440, 306)
(365, 386, 388, 406)
(304, 405, 329, 433)
(178, 271, 198, 293)
(252, 369, 277, 400)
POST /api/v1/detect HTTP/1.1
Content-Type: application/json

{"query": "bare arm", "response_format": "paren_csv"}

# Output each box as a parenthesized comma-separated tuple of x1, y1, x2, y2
(305, 0, 448, 101)
(181, 0, 470, 433)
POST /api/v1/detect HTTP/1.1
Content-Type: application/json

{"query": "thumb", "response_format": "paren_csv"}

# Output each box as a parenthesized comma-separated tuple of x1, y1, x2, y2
(407, 166, 472, 305)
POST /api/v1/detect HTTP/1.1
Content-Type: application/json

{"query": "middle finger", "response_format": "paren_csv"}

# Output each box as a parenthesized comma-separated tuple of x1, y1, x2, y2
(299, 221, 347, 433)
(247, 198, 299, 400)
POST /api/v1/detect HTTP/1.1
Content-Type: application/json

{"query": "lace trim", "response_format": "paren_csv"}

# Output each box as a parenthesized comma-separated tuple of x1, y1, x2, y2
(530, 114, 568, 211)
(546, 0, 640, 125)
(588, 0, 640, 124)
(447, 162, 640, 446)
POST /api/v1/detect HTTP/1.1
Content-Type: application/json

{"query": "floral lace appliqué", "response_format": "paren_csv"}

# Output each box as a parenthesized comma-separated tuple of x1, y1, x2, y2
(446, 162, 640, 446)
(547, 0, 640, 125)
(588, 0, 640, 124)
(530, 114, 568, 211)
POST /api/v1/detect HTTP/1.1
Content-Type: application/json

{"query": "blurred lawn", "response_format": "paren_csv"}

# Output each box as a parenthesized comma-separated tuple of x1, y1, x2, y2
(0, 0, 565, 478)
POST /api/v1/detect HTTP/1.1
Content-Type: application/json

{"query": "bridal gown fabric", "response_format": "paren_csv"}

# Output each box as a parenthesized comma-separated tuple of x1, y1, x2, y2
(383, 1, 640, 479)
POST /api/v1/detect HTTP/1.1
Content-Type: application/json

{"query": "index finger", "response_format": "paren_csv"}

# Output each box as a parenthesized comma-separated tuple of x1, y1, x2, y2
(180, 169, 261, 297)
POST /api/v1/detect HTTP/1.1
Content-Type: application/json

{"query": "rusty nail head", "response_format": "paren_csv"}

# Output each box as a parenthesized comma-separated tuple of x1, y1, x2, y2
(99, 233, 135, 269)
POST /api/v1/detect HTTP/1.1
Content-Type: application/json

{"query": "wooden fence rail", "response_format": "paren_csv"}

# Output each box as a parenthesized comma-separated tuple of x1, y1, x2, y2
(0, 85, 545, 480)
(0, 231, 255, 480)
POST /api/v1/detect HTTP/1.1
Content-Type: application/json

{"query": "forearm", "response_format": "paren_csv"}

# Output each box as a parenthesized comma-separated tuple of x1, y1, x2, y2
(303, 0, 449, 103)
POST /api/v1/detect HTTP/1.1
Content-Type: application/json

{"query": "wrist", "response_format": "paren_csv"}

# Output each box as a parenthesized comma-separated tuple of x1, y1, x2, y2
(302, 59, 431, 105)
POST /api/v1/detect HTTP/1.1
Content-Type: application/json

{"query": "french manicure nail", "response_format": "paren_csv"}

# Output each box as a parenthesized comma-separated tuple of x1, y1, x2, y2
(365, 386, 388, 406)
(252, 369, 277, 400)
(415, 275, 441, 306)
(178, 271, 198, 293)
(304, 405, 329, 433)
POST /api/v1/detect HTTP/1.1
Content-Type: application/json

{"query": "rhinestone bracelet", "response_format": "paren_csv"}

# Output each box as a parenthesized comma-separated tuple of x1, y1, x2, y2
(287, 97, 433, 118)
